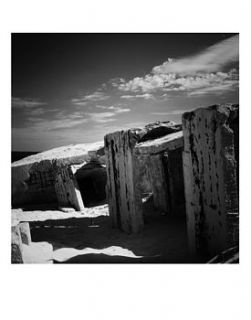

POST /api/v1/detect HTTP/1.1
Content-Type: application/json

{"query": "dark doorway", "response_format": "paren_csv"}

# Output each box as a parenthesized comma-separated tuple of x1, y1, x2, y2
(75, 162, 107, 207)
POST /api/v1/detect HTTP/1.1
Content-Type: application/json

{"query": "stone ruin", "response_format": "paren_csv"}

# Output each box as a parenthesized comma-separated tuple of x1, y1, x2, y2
(12, 143, 107, 211)
(182, 104, 239, 257)
(104, 103, 239, 257)
(11, 103, 239, 261)
(104, 121, 185, 233)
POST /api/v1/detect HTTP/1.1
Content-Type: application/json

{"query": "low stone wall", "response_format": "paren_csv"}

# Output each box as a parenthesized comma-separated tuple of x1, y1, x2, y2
(12, 160, 58, 207)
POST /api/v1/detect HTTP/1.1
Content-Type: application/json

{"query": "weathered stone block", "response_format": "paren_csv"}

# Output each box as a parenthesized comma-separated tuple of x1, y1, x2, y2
(19, 222, 32, 245)
(11, 225, 23, 263)
(182, 104, 239, 257)
(105, 130, 144, 233)
(55, 165, 85, 211)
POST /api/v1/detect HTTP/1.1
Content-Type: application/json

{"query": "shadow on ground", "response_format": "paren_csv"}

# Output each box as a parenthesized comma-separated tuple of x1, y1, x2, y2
(29, 213, 208, 263)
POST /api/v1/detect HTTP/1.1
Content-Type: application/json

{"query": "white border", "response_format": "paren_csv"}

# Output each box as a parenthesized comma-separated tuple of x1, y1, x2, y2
(1, 1, 250, 319)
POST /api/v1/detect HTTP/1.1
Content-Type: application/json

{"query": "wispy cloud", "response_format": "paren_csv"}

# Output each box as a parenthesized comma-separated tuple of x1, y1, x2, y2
(96, 105, 131, 113)
(151, 107, 198, 116)
(72, 91, 110, 106)
(152, 35, 239, 75)
(87, 105, 131, 123)
(12, 97, 47, 108)
(71, 99, 88, 106)
(121, 93, 154, 100)
(29, 108, 46, 116)
(27, 111, 88, 131)
(113, 35, 239, 97)
(86, 112, 116, 123)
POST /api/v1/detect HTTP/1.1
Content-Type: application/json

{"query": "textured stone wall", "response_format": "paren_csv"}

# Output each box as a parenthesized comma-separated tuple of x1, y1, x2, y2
(105, 130, 144, 233)
(11, 145, 106, 209)
(11, 222, 31, 263)
(166, 147, 186, 216)
(55, 165, 84, 211)
(182, 104, 239, 257)
(105, 124, 185, 233)
(148, 154, 169, 213)
(134, 132, 185, 216)
(12, 160, 58, 207)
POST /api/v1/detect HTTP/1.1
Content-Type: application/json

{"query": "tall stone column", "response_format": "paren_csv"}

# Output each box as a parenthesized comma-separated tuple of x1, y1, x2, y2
(182, 104, 239, 256)
(105, 130, 144, 233)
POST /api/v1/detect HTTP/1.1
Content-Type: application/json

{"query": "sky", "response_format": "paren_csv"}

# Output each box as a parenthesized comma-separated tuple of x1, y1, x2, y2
(11, 33, 239, 151)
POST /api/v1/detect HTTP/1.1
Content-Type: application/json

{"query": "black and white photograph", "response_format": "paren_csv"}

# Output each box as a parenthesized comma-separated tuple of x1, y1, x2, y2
(11, 33, 239, 264)
(2, 1, 250, 319)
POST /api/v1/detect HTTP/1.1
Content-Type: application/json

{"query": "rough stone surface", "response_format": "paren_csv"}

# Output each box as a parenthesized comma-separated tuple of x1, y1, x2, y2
(134, 131, 183, 155)
(148, 154, 169, 213)
(55, 165, 85, 211)
(12, 143, 105, 210)
(182, 104, 239, 256)
(135, 128, 185, 216)
(105, 121, 184, 233)
(105, 130, 144, 233)
(11, 225, 23, 263)
(19, 222, 32, 245)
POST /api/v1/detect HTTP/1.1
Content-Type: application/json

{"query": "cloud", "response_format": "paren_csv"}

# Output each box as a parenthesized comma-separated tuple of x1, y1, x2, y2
(86, 112, 116, 123)
(29, 108, 46, 116)
(71, 99, 87, 106)
(87, 105, 131, 123)
(72, 91, 110, 105)
(152, 35, 239, 75)
(117, 70, 238, 95)
(151, 107, 198, 116)
(114, 35, 239, 96)
(96, 105, 131, 113)
(27, 111, 88, 131)
(12, 97, 47, 108)
(121, 93, 154, 100)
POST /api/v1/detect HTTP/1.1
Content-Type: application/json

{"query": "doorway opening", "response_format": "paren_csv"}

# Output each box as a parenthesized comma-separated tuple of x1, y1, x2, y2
(75, 161, 107, 208)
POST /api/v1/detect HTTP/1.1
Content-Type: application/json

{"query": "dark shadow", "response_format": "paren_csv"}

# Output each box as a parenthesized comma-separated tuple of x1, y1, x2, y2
(75, 162, 107, 208)
(53, 254, 169, 264)
(17, 202, 59, 211)
(29, 213, 208, 263)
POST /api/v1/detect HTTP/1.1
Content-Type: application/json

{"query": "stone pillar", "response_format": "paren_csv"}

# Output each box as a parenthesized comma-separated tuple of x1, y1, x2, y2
(182, 104, 239, 256)
(105, 130, 144, 233)
(55, 165, 85, 211)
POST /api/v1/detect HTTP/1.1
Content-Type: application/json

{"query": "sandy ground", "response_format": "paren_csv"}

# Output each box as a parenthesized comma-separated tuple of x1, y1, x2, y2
(12, 202, 207, 263)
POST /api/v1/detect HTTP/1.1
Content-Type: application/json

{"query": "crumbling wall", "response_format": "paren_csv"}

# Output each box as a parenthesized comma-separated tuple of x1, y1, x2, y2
(134, 131, 185, 215)
(54, 165, 84, 211)
(105, 130, 144, 233)
(182, 104, 239, 257)
(12, 144, 106, 210)
(105, 123, 184, 233)
(12, 160, 58, 207)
